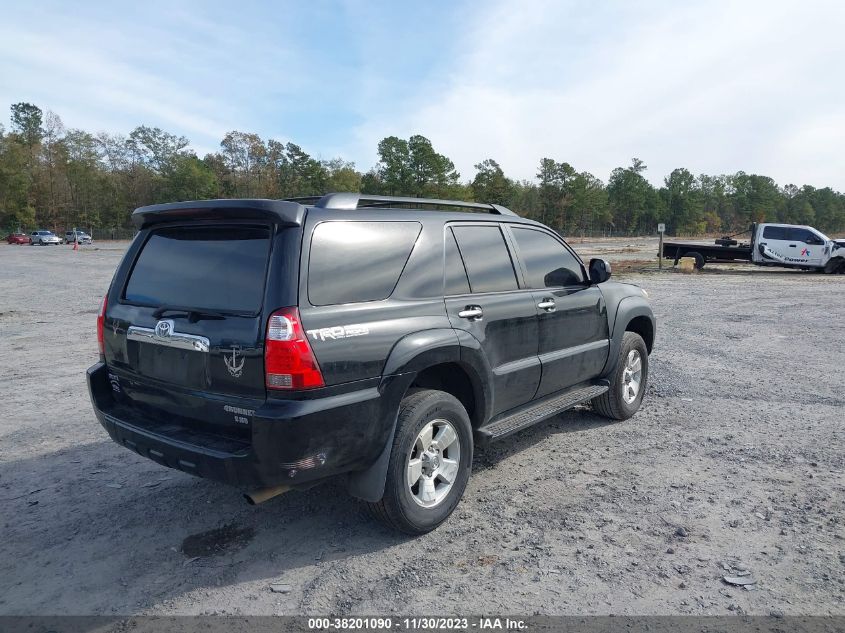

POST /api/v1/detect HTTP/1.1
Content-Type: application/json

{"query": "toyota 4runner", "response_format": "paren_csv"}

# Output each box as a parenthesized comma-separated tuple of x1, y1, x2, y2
(87, 193, 655, 534)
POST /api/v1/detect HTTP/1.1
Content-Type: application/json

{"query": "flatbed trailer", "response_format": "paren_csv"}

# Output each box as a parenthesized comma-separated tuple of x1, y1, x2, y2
(659, 223, 845, 272)
(661, 241, 753, 265)
(660, 238, 753, 269)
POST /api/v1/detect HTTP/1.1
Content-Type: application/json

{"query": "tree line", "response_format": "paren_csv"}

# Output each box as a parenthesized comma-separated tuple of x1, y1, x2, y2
(2, 102, 843, 237)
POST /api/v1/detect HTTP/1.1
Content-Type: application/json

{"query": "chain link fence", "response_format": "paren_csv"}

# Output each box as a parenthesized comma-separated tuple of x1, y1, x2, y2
(90, 227, 138, 241)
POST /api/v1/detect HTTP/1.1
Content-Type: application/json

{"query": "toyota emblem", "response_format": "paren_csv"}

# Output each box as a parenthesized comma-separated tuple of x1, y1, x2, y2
(154, 319, 174, 338)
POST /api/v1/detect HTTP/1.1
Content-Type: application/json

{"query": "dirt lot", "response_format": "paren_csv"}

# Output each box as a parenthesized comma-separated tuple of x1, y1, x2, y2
(1, 240, 843, 616)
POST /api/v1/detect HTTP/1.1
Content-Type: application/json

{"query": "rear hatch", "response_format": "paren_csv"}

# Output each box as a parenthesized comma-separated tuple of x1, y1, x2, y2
(104, 221, 287, 443)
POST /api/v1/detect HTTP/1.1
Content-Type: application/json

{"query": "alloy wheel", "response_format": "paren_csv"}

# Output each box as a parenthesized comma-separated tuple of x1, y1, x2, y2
(406, 418, 461, 508)
(621, 349, 643, 404)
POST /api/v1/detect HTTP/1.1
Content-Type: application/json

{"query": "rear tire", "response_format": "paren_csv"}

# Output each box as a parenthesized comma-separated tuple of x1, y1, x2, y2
(366, 389, 473, 535)
(591, 332, 649, 421)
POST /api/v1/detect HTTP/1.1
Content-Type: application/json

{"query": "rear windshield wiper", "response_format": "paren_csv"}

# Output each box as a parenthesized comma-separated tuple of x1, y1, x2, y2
(152, 305, 248, 322)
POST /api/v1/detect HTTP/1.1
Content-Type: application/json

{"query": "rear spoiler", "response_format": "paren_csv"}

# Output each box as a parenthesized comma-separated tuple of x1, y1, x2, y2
(132, 199, 306, 230)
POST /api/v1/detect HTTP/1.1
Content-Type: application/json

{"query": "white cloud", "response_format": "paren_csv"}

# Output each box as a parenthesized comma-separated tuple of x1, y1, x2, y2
(0, 2, 310, 155)
(350, 0, 845, 188)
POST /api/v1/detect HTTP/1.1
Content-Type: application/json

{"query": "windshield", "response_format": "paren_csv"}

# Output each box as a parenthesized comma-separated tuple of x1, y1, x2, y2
(124, 225, 271, 314)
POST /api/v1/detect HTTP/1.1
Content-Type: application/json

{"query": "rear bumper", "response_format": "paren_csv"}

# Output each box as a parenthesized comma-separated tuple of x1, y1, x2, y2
(87, 362, 400, 490)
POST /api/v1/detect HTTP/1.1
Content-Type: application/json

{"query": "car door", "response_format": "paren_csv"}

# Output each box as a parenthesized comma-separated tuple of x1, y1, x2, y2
(759, 225, 794, 262)
(508, 226, 609, 398)
(445, 224, 541, 416)
(788, 227, 825, 267)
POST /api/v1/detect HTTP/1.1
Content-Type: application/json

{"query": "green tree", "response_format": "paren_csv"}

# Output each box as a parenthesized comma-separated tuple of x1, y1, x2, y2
(407, 135, 459, 197)
(10, 102, 43, 148)
(375, 136, 411, 195)
(663, 167, 704, 234)
(569, 172, 609, 237)
(607, 158, 657, 234)
(471, 159, 512, 205)
(0, 125, 32, 229)
(536, 158, 576, 231)
(324, 158, 361, 193)
(371, 135, 459, 198)
(128, 125, 189, 173)
(3, 103, 845, 237)
(164, 155, 217, 201)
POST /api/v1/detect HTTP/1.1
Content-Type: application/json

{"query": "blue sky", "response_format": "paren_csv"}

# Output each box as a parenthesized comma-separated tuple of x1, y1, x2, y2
(2, 0, 844, 188)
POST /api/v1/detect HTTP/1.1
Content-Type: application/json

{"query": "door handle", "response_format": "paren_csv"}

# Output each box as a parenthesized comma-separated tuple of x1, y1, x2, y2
(788, 244, 797, 247)
(458, 305, 483, 320)
(537, 298, 556, 312)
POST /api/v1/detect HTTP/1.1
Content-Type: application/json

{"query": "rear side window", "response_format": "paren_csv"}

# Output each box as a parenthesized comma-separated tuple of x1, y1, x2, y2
(512, 227, 584, 287)
(452, 225, 518, 293)
(308, 221, 421, 306)
(762, 226, 787, 240)
(444, 228, 470, 295)
(125, 225, 271, 313)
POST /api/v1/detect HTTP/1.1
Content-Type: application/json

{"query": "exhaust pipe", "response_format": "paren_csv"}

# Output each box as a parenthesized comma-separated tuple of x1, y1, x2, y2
(244, 484, 291, 505)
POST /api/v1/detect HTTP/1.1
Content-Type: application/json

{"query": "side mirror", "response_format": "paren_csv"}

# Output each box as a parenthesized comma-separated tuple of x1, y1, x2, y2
(589, 258, 611, 284)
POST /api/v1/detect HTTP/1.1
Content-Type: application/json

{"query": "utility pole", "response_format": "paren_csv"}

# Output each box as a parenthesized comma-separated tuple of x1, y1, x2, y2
(658, 223, 666, 270)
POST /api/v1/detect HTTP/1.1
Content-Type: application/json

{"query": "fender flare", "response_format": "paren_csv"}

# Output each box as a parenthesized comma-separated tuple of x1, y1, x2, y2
(601, 295, 655, 377)
(347, 328, 490, 502)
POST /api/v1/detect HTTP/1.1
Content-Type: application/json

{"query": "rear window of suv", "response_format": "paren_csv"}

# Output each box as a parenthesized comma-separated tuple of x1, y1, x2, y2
(124, 225, 271, 313)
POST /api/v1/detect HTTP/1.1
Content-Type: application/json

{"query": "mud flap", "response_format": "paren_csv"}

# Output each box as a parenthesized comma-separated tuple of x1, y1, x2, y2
(346, 412, 399, 502)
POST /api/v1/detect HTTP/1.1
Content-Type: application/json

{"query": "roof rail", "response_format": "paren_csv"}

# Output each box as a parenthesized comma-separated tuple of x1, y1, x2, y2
(308, 193, 519, 217)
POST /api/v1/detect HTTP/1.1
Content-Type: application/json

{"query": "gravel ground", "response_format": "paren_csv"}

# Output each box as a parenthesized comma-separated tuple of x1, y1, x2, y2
(0, 241, 843, 616)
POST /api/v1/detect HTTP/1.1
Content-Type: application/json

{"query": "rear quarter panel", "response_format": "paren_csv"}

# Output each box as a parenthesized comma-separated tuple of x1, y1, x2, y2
(296, 209, 450, 386)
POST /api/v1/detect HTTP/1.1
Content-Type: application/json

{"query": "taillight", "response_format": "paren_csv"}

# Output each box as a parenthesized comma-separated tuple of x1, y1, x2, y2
(265, 307, 324, 390)
(97, 294, 107, 358)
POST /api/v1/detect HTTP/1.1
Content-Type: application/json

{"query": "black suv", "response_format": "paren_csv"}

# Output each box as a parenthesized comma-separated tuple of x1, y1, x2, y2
(88, 193, 655, 534)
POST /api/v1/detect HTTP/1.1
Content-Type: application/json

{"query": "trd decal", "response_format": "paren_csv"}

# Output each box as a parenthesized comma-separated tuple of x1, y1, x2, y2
(307, 324, 370, 342)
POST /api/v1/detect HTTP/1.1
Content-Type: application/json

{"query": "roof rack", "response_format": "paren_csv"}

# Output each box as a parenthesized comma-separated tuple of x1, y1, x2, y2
(298, 193, 518, 217)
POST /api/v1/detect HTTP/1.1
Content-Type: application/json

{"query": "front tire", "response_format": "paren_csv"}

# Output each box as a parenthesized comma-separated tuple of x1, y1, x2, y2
(824, 258, 844, 274)
(366, 389, 473, 535)
(592, 332, 649, 420)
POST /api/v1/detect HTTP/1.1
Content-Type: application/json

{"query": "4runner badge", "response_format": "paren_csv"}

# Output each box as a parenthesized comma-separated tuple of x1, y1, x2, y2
(224, 346, 245, 378)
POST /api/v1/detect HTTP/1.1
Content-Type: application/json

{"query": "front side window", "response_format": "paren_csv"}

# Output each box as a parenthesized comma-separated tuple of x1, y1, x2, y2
(789, 228, 824, 244)
(511, 227, 584, 287)
(451, 225, 518, 293)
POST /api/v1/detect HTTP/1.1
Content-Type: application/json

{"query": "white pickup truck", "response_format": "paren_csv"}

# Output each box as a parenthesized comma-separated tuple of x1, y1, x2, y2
(661, 223, 845, 273)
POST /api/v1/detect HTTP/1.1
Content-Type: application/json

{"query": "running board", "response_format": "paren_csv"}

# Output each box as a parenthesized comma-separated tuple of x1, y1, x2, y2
(476, 382, 609, 446)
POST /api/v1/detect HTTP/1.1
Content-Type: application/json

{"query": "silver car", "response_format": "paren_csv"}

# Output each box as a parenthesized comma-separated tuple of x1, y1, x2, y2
(65, 229, 93, 244)
(30, 230, 62, 245)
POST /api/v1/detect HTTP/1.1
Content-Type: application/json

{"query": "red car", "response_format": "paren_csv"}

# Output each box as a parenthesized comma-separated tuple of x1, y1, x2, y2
(5, 233, 30, 244)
